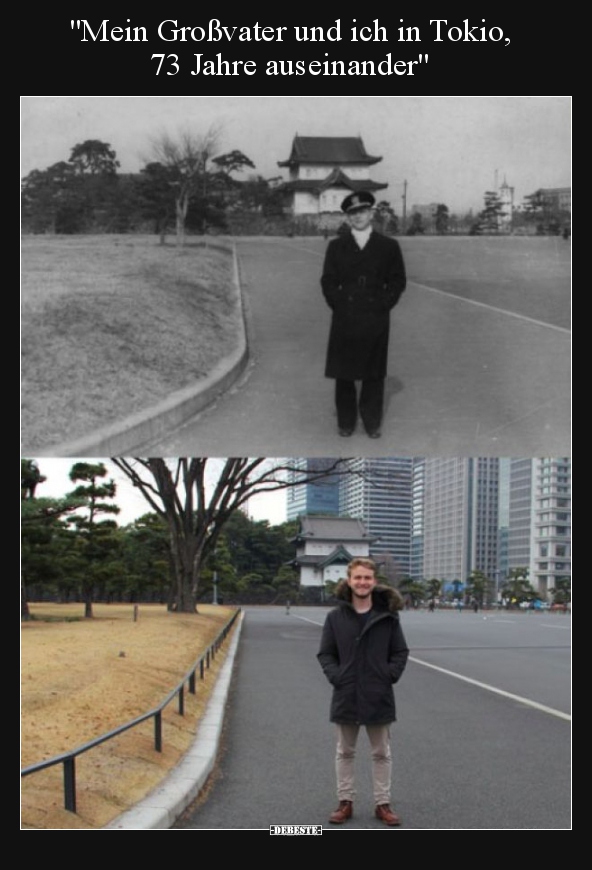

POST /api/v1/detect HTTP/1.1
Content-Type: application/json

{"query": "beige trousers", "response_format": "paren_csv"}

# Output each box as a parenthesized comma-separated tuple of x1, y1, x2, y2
(335, 723, 392, 806)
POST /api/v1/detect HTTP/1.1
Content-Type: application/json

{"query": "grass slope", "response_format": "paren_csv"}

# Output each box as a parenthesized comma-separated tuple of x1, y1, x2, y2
(21, 236, 241, 451)
(21, 603, 237, 830)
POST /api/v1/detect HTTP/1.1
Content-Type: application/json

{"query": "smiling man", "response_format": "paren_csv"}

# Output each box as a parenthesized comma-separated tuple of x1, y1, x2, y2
(320, 191, 407, 438)
(317, 558, 409, 826)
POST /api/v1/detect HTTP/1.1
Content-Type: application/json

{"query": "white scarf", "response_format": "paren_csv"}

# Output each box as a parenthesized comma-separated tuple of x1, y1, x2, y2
(351, 227, 372, 249)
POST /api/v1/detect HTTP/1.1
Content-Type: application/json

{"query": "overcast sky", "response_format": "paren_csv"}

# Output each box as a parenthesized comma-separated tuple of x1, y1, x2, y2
(21, 96, 570, 215)
(30, 458, 287, 526)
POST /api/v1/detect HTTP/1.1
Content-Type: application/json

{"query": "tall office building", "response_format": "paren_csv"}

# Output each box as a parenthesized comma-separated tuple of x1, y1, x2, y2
(506, 458, 533, 571)
(285, 458, 341, 521)
(507, 457, 571, 598)
(338, 457, 414, 577)
(471, 457, 500, 580)
(421, 457, 500, 586)
(410, 458, 425, 580)
(497, 458, 511, 586)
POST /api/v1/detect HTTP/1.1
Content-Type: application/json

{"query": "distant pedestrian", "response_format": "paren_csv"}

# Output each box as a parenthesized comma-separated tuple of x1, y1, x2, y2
(428, 599, 436, 613)
(317, 558, 409, 826)
(321, 191, 407, 439)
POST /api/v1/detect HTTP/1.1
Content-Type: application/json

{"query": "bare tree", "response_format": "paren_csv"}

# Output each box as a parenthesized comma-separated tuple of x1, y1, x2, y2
(148, 124, 222, 245)
(111, 458, 351, 613)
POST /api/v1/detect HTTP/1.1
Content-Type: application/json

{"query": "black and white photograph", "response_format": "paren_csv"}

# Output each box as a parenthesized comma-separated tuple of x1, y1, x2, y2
(21, 95, 571, 831)
(21, 96, 570, 457)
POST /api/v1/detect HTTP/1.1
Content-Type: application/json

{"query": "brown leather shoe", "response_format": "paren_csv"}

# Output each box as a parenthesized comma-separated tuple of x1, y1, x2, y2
(375, 804, 401, 826)
(329, 800, 353, 824)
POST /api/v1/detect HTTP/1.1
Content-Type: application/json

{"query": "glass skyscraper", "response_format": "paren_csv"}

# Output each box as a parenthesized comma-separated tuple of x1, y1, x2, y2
(285, 458, 341, 521)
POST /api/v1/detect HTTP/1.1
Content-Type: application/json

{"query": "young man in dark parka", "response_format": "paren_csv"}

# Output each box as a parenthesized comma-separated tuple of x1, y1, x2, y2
(317, 558, 409, 826)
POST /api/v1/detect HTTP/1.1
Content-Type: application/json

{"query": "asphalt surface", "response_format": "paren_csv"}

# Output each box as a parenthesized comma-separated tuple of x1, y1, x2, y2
(110, 606, 571, 831)
(142, 236, 571, 458)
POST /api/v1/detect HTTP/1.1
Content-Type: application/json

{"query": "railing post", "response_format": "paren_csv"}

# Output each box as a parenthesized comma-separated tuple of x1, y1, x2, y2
(154, 711, 162, 752)
(64, 757, 76, 813)
(21, 608, 239, 814)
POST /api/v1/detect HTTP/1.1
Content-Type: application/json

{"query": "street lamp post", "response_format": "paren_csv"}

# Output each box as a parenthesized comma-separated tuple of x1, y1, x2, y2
(401, 179, 408, 234)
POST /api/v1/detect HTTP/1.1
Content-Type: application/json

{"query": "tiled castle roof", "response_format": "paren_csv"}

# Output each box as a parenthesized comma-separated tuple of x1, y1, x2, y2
(278, 136, 383, 168)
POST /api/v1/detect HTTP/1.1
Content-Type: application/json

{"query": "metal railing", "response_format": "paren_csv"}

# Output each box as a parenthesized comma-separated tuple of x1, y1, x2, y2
(21, 608, 241, 814)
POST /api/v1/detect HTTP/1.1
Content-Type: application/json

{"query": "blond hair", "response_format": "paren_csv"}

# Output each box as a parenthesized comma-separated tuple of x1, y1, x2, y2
(347, 558, 378, 577)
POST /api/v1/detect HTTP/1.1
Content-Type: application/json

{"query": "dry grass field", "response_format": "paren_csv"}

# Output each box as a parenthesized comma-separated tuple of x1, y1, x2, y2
(21, 235, 241, 451)
(21, 602, 238, 830)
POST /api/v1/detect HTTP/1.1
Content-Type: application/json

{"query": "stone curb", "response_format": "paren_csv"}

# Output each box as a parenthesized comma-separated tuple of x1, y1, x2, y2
(103, 610, 245, 830)
(34, 242, 249, 457)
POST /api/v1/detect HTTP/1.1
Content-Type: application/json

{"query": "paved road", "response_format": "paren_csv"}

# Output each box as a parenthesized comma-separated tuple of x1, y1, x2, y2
(173, 606, 571, 831)
(143, 236, 570, 458)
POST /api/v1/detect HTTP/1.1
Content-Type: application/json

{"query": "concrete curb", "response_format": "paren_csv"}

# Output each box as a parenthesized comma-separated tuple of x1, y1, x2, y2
(34, 243, 249, 457)
(104, 610, 245, 830)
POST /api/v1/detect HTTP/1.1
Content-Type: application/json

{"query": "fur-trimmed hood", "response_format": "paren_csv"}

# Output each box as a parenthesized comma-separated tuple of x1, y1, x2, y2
(318, 579, 410, 725)
(333, 579, 405, 612)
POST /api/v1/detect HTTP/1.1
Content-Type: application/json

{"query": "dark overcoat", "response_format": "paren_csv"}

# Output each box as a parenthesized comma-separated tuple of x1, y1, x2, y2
(321, 230, 406, 381)
(317, 581, 409, 726)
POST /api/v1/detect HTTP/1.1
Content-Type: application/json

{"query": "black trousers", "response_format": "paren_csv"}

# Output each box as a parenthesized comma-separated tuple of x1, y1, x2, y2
(335, 378, 384, 433)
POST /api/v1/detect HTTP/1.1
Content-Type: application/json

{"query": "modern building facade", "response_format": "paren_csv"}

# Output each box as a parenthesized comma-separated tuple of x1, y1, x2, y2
(497, 458, 511, 586)
(420, 457, 500, 590)
(338, 457, 413, 578)
(285, 458, 341, 522)
(470, 457, 501, 581)
(410, 458, 425, 581)
(507, 457, 571, 598)
(506, 458, 533, 572)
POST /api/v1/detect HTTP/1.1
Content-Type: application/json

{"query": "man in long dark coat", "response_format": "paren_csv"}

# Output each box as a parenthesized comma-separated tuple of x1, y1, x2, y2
(321, 191, 407, 438)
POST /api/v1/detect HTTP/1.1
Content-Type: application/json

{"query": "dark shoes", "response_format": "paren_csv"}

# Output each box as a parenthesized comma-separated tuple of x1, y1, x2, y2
(375, 803, 401, 826)
(329, 801, 401, 826)
(329, 800, 353, 824)
(337, 426, 382, 438)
